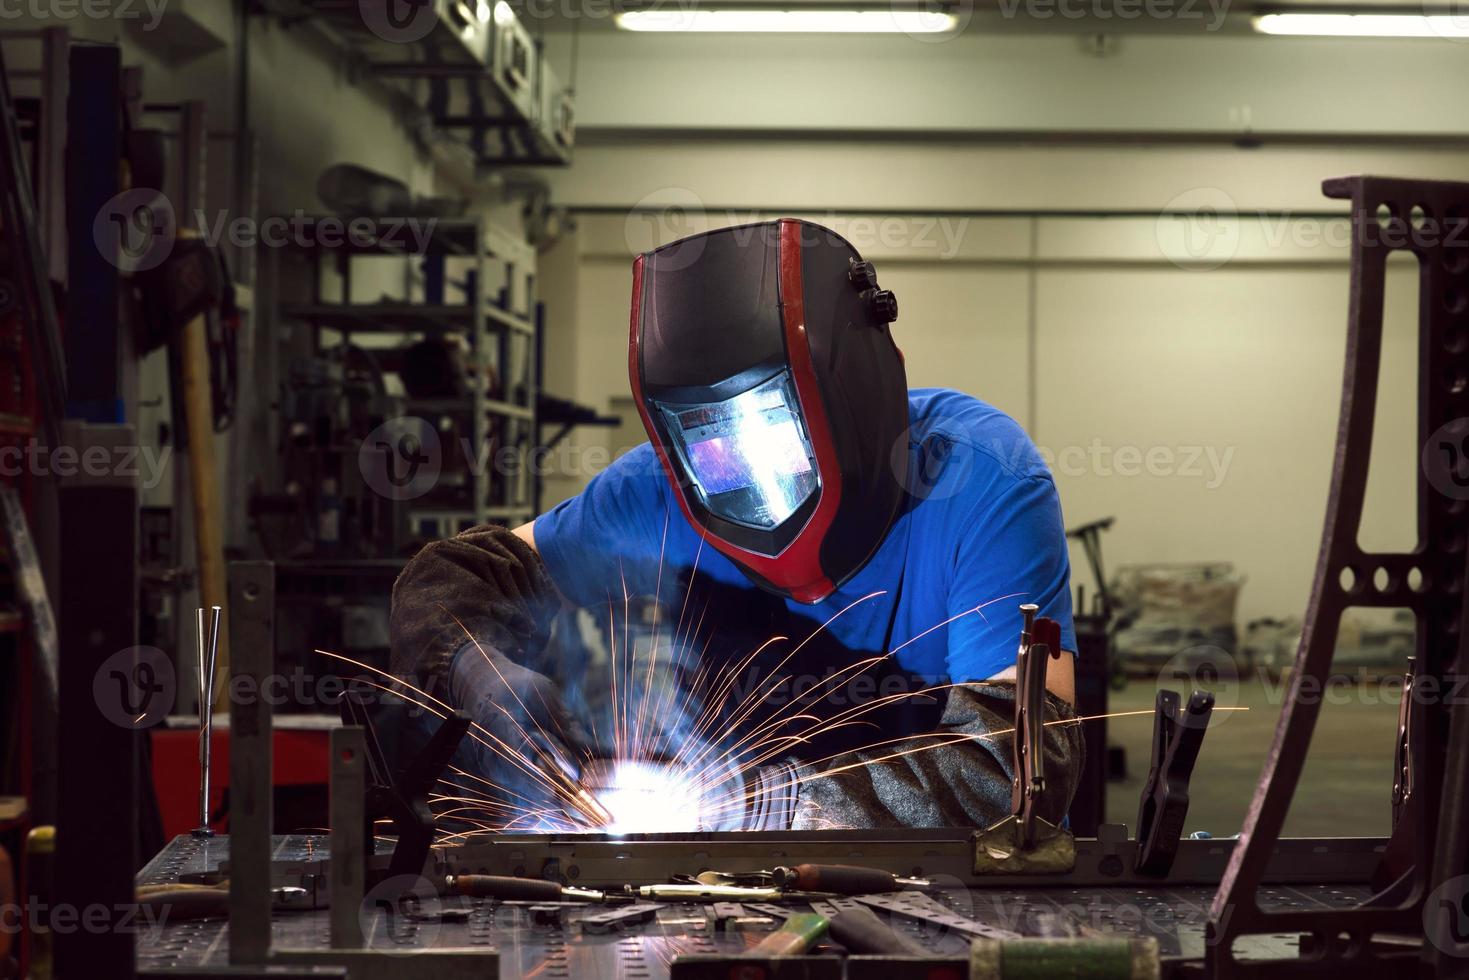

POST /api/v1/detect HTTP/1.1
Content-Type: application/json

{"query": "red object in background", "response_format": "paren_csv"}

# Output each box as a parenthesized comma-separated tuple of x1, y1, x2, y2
(150, 728, 330, 839)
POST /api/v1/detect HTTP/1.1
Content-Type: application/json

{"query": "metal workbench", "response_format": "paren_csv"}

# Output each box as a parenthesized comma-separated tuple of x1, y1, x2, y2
(134, 832, 1383, 978)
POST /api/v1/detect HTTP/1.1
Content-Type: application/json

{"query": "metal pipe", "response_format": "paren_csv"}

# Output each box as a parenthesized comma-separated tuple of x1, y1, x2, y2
(193, 605, 221, 836)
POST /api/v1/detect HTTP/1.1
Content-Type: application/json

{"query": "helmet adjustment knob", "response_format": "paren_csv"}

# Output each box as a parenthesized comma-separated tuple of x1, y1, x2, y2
(871, 289, 898, 324)
(848, 260, 879, 291)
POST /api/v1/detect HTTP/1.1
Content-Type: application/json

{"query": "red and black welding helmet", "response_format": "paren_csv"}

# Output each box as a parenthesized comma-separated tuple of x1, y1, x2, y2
(629, 219, 909, 604)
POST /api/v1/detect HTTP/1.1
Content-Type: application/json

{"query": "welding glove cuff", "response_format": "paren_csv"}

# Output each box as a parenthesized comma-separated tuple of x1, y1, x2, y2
(702, 759, 804, 832)
(448, 641, 592, 773)
(390, 523, 559, 686)
(746, 761, 803, 831)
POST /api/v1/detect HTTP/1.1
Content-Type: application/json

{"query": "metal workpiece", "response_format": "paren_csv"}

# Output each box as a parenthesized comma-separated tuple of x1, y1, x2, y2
(329, 726, 367, 950)
(1206, 175, 1469, 979)
(228, 561, 275, 965)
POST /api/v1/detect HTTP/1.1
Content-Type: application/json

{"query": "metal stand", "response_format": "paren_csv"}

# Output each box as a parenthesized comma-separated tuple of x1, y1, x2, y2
(1207, 175, 1469, 977)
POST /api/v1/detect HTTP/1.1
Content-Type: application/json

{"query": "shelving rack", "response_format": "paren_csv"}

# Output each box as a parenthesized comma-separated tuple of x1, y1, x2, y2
(264, 213, 539, 543)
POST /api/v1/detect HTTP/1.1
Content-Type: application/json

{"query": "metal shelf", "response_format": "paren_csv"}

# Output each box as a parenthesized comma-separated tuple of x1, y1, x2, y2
(406, 397, 533, 420)
(278, 301, 533, 336)
(265, 211, 539, 531)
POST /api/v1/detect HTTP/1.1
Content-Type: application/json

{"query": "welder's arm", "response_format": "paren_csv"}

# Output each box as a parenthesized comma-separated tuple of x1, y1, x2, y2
(786, 682, 1084, 830)
(388, 524, 590, 774)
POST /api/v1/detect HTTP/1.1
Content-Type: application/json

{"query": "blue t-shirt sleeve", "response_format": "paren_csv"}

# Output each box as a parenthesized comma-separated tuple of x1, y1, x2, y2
(533, 445, 675, 609)
(945, 474, 1076, 683)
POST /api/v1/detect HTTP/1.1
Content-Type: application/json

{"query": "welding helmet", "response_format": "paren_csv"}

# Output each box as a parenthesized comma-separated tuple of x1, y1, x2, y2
(629, 219, 909, 604)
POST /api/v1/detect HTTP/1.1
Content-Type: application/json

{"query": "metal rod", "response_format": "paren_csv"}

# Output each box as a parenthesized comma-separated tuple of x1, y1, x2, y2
(193, 605, 221, 836)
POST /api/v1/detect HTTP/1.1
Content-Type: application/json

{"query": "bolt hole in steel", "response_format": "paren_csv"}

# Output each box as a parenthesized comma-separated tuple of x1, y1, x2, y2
(243, 583, 260, 601)
(1448, 288, 1469, 315)
(1339, 565, 1362, 594)
(1375, 203, 1395, 229)
(1411, 204, 1429, 230)
(1447, 326, 1468, 353)
(1408, 567, 1428, 593)
(1446, 366, 1469, 394)
(1373, 567, 1397, 594)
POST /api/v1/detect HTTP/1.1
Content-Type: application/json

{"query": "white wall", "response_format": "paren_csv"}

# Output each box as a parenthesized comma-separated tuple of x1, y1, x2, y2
(523, 22, 1453, 629)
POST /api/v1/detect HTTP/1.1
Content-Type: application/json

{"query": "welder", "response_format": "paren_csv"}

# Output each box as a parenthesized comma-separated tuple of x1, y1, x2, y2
(390, 219, 1081, 831)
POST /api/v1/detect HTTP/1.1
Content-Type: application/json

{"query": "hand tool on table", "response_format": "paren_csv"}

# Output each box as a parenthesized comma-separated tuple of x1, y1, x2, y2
(135, 883, 310, 920)
(771, 863, 930, 894)
(747, 912, 829, 957)
(808, 900, 926, 955)
(1134, 688, 1215, 877)
(192, 605, 222, 837)
(532, 737, 614, 829)
(970, 935, 1161, 980)
(1012, 604, 1061, 850)
(444, 874, 609, 903)
(640, 883, 785, 902)
(975, 605, 1075, 872)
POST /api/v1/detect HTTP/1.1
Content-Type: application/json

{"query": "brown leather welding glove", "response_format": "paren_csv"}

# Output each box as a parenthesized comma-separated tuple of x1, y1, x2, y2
(789, 682, 1083, 830)
(389, 524, 560, 691)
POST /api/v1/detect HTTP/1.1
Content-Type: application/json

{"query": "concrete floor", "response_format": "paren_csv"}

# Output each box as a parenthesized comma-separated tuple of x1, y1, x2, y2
(1102, 673, 1401, 839)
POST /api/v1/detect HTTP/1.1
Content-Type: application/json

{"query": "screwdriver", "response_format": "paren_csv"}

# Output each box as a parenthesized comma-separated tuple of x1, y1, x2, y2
(772, 864, 930, 894)
(444, 874, 608, 903)
(749, 912, 829, 957)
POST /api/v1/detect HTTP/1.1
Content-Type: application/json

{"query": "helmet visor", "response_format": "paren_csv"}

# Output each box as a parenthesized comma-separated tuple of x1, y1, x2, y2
(654, 372, 819, 530)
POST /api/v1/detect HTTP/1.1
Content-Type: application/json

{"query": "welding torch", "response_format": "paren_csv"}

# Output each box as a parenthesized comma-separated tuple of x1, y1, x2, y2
(444, 874, 613, 903)
(527, 735, 615, 829)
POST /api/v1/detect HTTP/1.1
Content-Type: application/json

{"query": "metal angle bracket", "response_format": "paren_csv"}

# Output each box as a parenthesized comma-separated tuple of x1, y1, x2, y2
(1206, 175, 1469, 978)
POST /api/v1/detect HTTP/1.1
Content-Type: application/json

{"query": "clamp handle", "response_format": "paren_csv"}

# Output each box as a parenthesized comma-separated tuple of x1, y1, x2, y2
(1134, 688, 1215, 876)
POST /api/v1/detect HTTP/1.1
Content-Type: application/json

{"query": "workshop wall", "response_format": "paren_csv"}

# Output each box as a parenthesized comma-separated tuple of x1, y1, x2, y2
(531, 24, 1453, 634)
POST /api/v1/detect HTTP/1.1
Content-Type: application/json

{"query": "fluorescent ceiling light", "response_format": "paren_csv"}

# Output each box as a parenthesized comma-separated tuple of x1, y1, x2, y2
(1253, 12, 1469, 37)
(615, 9, 960, 32)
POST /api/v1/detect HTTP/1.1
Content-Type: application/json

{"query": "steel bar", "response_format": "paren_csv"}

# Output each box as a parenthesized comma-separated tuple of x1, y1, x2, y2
(228, 562, 274, 965)
(329, 726, 367, 951)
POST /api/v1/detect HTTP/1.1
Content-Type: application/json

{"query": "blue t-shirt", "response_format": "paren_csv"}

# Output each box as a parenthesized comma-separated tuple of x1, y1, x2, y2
(536, 388, 1075, 697)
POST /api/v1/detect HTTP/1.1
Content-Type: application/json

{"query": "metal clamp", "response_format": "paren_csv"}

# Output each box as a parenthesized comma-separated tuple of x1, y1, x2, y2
(1134, 688, 1214, 877)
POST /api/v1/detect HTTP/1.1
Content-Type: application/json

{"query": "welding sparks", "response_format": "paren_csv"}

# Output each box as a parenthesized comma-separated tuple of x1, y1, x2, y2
(581, 760, 705, 834)
(313, 528, 1243, 841)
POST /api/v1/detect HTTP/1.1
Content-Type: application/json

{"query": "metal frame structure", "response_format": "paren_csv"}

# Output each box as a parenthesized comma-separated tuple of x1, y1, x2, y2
(1207, 175, 1469, 977)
